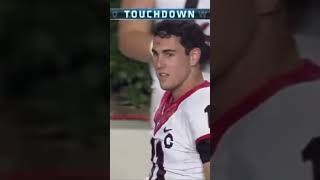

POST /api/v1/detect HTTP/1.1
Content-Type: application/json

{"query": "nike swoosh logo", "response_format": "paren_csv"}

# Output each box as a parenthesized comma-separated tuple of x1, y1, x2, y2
(164, 127, 173, 133)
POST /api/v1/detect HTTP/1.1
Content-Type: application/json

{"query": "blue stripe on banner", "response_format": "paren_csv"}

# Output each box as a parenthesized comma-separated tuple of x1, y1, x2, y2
(110, 8, 210, 20)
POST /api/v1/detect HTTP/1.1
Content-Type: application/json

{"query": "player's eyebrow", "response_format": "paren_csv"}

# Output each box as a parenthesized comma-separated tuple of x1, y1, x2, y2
(152, 49, 176, 55)
(162, 49, 176, 53)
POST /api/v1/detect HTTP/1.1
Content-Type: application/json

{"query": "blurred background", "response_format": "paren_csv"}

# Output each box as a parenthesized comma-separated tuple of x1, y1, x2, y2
(1, 0, 312, 178)
(0, 0, 108, 179)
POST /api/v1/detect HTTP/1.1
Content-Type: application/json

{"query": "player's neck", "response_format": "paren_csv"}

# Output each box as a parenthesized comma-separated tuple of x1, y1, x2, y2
(172, 70, 204, 102)
(213, 14, 302, 120)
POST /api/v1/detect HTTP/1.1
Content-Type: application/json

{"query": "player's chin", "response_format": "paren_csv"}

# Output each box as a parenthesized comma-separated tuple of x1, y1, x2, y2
(159, 83, 173, 91)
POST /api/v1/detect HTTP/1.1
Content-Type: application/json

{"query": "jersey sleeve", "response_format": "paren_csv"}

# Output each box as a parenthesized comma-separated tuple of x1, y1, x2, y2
(187, 89, 210, 143)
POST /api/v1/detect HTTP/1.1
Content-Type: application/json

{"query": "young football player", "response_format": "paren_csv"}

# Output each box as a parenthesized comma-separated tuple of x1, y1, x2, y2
(148, 20, 210, 180)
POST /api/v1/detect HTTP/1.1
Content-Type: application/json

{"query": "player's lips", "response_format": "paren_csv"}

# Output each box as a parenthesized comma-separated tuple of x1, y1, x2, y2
(158, 73, 169, 78)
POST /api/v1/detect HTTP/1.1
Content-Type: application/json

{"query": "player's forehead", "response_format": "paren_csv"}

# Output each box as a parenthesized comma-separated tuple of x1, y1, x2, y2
(152, 36, 182, 51)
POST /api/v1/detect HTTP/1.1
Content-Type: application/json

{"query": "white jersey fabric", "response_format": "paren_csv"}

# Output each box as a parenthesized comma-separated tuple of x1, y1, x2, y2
(211, 60, 320, 180)
(150, 0, 211, 118)
(148, 81, 210, 180)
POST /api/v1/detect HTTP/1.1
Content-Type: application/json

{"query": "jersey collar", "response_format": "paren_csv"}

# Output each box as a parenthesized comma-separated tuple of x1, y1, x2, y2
(154, 80, 210, 135)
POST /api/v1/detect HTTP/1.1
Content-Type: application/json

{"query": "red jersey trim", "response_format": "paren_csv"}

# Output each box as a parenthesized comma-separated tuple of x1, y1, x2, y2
(212, 60, 320, 155)
(196, 134, 211, 143)
(154, 80, 210, 135)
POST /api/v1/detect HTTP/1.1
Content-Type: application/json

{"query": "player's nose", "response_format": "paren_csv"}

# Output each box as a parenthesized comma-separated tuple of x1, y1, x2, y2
(155, 57, 165, 69)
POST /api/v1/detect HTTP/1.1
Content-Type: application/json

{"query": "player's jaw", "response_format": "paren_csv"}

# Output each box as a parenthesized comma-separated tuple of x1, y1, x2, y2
(156, 61, 189, 91)
(157, 71, 173, 90)
(158, 68, 191, 95)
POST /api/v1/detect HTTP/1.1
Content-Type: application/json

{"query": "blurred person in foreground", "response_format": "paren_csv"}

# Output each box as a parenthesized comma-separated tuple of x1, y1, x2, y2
(212, 0, 320, 179)
(147, 20, 210, 180)
(118, 0, 210, 119)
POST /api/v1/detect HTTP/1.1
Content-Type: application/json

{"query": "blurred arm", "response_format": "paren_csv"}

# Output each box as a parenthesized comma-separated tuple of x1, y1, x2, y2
(118, 0, 155, 63)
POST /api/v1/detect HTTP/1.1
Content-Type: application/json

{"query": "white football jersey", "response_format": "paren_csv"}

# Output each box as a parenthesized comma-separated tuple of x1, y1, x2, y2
(148, 81, 210, 180)
(212, 60, 320, 180)
(150, 0, 211, 117)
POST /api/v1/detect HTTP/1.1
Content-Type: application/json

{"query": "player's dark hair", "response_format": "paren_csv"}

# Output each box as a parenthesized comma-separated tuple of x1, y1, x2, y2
(152, 20, 210, 65)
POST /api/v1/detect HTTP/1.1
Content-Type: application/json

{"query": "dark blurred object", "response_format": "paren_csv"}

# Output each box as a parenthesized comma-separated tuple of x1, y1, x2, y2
(286, 0, 320, 31)
(3, 168, 108, 180)
(0, 0, 108, 177)
(303, 137, 320, 180)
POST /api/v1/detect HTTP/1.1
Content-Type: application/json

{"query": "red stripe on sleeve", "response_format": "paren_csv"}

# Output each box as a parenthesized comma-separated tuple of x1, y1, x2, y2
(196, 134, 210, 143)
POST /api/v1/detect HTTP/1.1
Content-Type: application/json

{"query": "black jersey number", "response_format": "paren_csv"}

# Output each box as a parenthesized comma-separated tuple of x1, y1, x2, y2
(302, 137, 320, 180)
(150, 138, 166, 179)
(204, 105, 211, 128)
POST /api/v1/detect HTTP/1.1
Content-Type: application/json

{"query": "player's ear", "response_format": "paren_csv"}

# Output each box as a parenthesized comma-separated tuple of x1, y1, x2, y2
(189, 48, 201, 66)
(255, 0, 281, 15)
